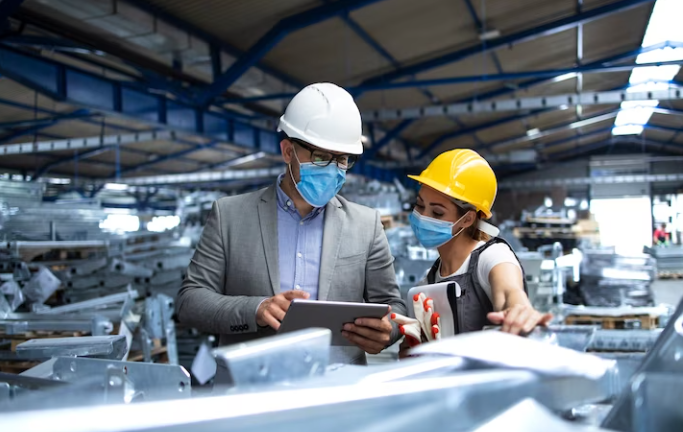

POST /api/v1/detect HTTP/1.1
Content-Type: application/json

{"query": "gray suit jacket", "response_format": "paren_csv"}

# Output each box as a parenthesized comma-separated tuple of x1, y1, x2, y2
(177, 184, 407, 365)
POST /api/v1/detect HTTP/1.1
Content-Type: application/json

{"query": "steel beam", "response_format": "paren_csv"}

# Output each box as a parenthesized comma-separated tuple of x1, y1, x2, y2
(33, 148, 115, 179)
(0, 109, 93, 131)
(418, 109, 552, 159)
(198, 151, 267, 172)
(353, 59, 683, 92)
(1, 130, 185, 157)
(485, 110, 618, 152)
(118, 166, 284, 186)
(364, 88, 683, 121)
(125, 0, 301, 89)
(541, 126, 613, 151)
(357, 0, 654, 91)
(116, 141, 225, 176)
(195, 0, 386, 106)
(0, 45, 281, 156)
(0, 109, 98, 144)
(227, 42, 672, 104)
(0, 96, 235, 168)
(328, 0, 443, 106)
(500, 169, 683, 189)
(461, 0, 504, 74)
(548, 137, 683, 161)
(364, 120, 413, 158)
(2, 35, 104, 55)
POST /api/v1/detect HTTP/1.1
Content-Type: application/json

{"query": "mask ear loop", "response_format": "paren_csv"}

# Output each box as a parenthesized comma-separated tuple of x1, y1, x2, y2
(288, 144, 301, 186)
(450, 212, 468, 238)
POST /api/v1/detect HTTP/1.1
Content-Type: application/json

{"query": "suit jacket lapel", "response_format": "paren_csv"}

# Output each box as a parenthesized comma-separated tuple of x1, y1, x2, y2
(318, 196, 345, 301)
(257, 185, 279, 296)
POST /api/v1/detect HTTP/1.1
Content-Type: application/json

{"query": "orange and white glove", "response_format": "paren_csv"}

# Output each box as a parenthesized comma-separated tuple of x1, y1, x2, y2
(390, 313, 422, 347)
(391, 292, 441, 346)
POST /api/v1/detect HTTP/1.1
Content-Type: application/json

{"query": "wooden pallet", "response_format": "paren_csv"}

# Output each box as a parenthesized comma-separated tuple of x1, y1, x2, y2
(0, 361, 41, 374)
(658, 271, 683, 280)
(565, 314, 658, 330)
(127, 339, 169, 363)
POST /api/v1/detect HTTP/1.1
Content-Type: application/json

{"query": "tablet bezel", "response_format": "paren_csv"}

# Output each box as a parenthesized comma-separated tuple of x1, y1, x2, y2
(278, 299, 390, 346)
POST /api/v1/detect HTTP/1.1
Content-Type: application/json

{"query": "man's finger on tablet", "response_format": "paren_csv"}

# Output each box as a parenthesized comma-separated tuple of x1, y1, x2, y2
(264, 312, 281, 330)
(343, 323, 390, 346)
(341, 331, 384, 355)
(283, 290, 310, 301)
(354, 316, 392, 332)
(269, 306, 286, 322)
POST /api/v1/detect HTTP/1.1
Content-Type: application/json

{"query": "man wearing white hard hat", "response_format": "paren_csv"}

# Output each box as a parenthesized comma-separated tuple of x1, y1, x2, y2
(178, 83, 407, 365)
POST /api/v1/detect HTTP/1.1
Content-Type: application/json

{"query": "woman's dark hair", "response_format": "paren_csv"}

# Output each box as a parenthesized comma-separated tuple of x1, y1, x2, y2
(454, 204, 490, 242)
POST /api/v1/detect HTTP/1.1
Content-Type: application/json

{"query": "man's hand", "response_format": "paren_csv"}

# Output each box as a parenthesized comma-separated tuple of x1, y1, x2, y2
(342, 306, 393, 355)
(256, 290, 310, 330)
(487, 304, 553, 335)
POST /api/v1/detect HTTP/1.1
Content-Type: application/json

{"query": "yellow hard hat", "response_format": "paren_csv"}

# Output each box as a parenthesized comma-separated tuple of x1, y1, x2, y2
(408, 149, 497, 219)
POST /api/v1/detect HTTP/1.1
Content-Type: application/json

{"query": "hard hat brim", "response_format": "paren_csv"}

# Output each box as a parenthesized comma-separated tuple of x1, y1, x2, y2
(278, 117, 363, 155)
(407, 174, 493, 219)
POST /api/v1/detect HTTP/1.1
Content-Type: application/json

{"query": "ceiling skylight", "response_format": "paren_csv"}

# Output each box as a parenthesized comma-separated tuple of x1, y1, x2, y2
(612, 0, 683, 136)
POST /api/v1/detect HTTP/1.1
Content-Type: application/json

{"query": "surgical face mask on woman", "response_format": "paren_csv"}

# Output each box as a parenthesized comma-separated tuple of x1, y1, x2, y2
(409, 209, 467, 249)
(289, 150, 346, 208)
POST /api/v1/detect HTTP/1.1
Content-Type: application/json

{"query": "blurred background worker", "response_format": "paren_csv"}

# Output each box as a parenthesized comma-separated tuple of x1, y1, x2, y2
(654, 223, 670, 246)
(405, 149, 552, 338)
(177, 83, 406, 366)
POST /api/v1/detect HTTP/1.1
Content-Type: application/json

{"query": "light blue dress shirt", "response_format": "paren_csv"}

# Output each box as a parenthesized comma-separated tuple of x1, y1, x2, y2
(275, 175, 325, 300)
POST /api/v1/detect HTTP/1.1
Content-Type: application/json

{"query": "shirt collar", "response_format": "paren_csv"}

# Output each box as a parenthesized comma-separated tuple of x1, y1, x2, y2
(276, 174, 325, 220)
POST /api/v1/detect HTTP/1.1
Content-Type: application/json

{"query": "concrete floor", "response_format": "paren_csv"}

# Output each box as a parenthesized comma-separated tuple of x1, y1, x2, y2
(652, 279, 683, 306)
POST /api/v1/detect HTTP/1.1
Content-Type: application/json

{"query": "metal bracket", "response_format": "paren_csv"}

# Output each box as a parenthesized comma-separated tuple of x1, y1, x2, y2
(158, 294, 178, 365)
(212, 328, 331, 388)
(50, 357, 190, 402)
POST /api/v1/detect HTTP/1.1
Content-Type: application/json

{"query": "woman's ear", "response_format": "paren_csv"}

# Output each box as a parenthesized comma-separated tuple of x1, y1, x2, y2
(463, 210, 477, 228)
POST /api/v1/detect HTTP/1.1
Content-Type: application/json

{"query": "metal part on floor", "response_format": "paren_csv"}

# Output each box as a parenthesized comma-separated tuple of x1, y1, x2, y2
(14, 336, 127, 360)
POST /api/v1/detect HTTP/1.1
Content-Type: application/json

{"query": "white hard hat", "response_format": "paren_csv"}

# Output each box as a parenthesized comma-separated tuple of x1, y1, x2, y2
(277, 82, 363, 155)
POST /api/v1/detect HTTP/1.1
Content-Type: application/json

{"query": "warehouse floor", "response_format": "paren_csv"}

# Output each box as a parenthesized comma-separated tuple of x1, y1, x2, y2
(652, 280, 683, 306)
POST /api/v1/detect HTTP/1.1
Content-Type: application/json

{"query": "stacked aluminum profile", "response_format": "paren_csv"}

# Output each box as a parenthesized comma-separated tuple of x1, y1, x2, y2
(579, 249, 656, 308)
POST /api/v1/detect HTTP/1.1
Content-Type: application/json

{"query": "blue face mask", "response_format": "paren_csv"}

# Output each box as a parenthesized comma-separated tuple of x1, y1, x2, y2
(409, 209, 466, 249)
(290, 152, 346, 208)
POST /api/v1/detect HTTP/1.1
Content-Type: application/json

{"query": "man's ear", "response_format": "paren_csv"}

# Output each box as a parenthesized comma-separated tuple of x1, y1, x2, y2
(280, 139, 293, 164)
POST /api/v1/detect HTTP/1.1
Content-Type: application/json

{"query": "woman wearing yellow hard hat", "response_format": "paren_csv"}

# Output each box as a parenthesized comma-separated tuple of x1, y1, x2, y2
(395, 149, 551, 346)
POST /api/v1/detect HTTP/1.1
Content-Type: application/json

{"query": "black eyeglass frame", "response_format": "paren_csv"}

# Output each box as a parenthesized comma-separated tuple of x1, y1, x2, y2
(288, 138, 359, 170)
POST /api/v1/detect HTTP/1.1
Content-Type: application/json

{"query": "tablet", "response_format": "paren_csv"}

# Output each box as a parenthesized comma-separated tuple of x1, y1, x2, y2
(278, 299, 390, 346)
(406, 281, 461, 338)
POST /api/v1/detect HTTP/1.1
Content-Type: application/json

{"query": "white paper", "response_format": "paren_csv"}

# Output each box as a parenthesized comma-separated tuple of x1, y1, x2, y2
(191, 343, 217, 385)
(409, 331, 614, 380)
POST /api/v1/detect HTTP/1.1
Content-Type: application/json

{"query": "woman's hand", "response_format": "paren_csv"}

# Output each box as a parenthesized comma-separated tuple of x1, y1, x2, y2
(398, 338, 414, 359)
(487, 304, 553, 335)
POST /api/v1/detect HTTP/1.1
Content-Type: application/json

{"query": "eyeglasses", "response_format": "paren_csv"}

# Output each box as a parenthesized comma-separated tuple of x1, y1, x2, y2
(289, 138, 358, 170)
